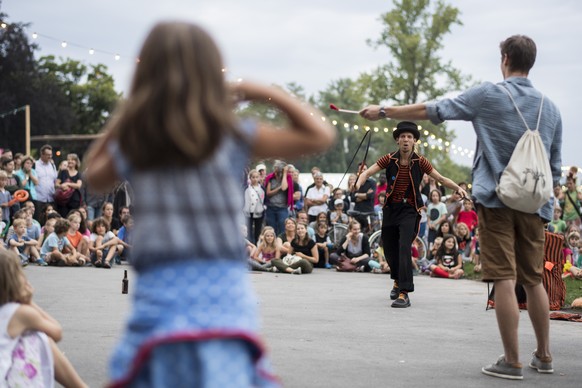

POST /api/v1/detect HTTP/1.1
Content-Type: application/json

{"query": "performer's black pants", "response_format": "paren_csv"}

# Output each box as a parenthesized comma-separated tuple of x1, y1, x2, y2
(381, 203, 420, 293)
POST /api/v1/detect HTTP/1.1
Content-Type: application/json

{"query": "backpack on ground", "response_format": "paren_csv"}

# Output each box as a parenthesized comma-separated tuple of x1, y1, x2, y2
(495, 85, 552, 213)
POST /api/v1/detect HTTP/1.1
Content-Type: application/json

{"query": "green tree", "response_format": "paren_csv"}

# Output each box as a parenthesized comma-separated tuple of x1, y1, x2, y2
(37, 56, 120, 135)
(361, 0, 472, 181)
(0, 15, 74, 153)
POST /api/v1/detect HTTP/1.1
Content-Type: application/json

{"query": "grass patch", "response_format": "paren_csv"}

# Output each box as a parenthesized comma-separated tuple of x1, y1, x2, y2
(463, 261, 582, 308)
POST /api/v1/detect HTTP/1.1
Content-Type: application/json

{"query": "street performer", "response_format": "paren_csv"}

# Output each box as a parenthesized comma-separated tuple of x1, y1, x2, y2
(355, 121, 467, 308)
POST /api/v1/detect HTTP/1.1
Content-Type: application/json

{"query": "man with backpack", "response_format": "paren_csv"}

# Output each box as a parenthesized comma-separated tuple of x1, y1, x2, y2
(359, 35, 562, 381)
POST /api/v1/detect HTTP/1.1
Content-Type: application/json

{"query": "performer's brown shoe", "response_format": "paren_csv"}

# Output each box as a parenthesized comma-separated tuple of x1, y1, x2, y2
(390, 281, 399, 300)
(391, 292, 410, 308)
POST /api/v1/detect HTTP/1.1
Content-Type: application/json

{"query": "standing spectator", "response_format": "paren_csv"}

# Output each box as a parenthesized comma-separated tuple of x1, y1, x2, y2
(291, 168, 304, 215)
(549, 208, 567, 234)
(264, 160, 292, 236)
(350, 163, 376, 232)
(0, 171, 12, 226)
(444, 191, 463, 224)
(360, 35, 560, 380)
(255, 163, 267, 186)
(12, 152, 23, 173)
(427, 190, 448, 246)
(55, 154, 83, 217)
(243, 169, 265, 244)
(374, 174, 387, 206)
(33, 145, 58, 222)
(15, 156, 38, 201)
(1, 157, 21, 195)
(420, 176, 446, 199)
(457, 199, 479, 233)
(561, 173, 581, 229)
(304, 172, 329, 222)
(81, 175, 107, 221)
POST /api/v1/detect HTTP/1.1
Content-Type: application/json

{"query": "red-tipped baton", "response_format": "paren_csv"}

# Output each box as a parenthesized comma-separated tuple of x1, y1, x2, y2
(329, 103, 360, 114)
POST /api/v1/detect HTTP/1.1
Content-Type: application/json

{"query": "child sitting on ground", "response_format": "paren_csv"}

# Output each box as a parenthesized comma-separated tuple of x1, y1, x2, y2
(116, 214, 134, 261)
(89, 217, 119, 268)
(455, 222, 472, 260)
(66, 213, 90, 261)
(563, 231, 582, 279)
(313, 221, 333, 269)
(8, 218, 45, 266)
(428, 234, 464, 279)
(40, 218, 86, 266)
(250, 226, 279, 272)
(0, 250, 87, 387)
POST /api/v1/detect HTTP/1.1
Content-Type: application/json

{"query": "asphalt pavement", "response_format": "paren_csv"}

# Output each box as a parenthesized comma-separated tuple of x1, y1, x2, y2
(24, 264, 581, 387)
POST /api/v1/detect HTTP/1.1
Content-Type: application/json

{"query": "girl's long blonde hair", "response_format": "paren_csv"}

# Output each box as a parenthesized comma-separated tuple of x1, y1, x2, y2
(0, 251, 26, 305)
(107, 22, 238, 170)
(259, 226, 277, 251)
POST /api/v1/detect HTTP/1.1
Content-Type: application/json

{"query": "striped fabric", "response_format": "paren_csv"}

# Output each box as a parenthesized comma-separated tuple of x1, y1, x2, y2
(109, 120, 256, 271)
(426, 77, 562, 221)
(377, 154, 433, 203)
(543, 231, 566, 311)
(487, 231, 566, 311)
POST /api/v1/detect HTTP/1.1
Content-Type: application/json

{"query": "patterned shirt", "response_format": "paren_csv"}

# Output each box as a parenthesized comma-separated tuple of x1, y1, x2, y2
(110, 120, 255, 271)
(426, 77, 562, 221)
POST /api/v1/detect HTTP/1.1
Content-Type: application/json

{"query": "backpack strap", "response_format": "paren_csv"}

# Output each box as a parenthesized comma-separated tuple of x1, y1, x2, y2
(498, 84, 545, 132)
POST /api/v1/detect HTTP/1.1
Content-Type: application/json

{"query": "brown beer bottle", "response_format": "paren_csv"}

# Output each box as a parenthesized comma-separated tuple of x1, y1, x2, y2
(122, 270, 129, 294)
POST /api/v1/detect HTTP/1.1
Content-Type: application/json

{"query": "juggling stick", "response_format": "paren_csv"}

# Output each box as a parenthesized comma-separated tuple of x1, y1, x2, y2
(329, 103, 359, 114)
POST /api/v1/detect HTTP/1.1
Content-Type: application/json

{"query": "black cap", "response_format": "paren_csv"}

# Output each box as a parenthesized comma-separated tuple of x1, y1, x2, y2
(393, 121, 421, 141)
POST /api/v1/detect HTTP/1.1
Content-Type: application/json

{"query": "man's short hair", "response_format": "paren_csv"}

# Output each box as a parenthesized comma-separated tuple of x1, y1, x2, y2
(40, 144, 52, 154)
(500, 35, 536, 74)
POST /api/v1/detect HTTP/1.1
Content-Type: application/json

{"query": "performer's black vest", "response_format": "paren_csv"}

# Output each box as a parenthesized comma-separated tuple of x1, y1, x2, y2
(384, 151, 425, 212)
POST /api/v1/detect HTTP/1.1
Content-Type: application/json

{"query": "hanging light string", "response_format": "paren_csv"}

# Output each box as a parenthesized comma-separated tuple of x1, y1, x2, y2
(0, 20, 133, 63)
(322, 116, 475, 160)
(0, 106, 27, 119)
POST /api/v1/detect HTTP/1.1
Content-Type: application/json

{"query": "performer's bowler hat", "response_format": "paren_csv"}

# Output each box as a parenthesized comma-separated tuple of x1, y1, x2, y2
(393, 121, 421, 141)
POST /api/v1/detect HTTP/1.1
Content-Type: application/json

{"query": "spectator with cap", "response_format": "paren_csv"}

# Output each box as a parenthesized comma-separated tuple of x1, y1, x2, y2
(255, 162, 267, 185)
(330, 198, 349, 225)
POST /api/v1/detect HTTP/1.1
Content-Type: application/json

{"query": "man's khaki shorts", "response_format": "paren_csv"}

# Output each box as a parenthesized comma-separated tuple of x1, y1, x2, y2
(478, 206, 545, 286)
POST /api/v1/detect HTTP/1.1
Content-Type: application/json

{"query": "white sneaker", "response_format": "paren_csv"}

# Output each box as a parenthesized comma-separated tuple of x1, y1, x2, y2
(292, 267, 302, 275)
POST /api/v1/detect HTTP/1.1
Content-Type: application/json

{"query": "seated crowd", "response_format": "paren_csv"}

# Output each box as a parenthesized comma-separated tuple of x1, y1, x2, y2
(244, 161, 582, 280)
(2, 147, 580, 278)
(0, 146, 134, 268)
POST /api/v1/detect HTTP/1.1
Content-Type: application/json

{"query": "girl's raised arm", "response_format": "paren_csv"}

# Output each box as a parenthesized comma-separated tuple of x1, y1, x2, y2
(232, 81, 336, 159)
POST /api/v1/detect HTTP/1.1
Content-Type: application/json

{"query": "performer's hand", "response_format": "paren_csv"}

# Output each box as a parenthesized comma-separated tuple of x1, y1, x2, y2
(456, 188, 470, 201)
(359, 105, 383, 121)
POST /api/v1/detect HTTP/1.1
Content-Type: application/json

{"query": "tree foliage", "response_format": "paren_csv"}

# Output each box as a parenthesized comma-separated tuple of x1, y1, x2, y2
(359, 0, 472, 177)
(37, 56, 120, 135)
(0, 16, 73, 153)
(0, 9, 120, 157)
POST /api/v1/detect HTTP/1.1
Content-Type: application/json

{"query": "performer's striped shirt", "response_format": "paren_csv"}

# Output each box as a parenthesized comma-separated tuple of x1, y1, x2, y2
(376, 154, 433, 204)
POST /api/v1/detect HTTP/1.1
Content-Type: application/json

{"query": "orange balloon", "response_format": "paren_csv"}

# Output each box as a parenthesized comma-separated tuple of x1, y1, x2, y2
(13, 189, 29, 202)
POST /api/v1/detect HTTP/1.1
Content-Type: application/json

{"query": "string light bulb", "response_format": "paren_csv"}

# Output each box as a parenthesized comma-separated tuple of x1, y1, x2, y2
(89, 48, 94, 55)
(61, 41, 67, 48)
(1, 23, 6, 29)
(32, 32, 38, 39)
(114, 54, 120, 61)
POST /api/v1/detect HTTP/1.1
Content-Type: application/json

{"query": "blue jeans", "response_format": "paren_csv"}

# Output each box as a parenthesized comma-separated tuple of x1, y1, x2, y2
(266, 206, 288, 236)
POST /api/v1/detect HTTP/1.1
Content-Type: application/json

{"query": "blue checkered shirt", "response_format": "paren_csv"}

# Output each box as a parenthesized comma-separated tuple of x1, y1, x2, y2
(110, 120, 256, 271)
(426, 77, 562, 221)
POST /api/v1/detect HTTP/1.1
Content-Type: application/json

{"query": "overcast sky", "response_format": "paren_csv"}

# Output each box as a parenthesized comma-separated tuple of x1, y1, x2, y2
(2, 0, 580, 171)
